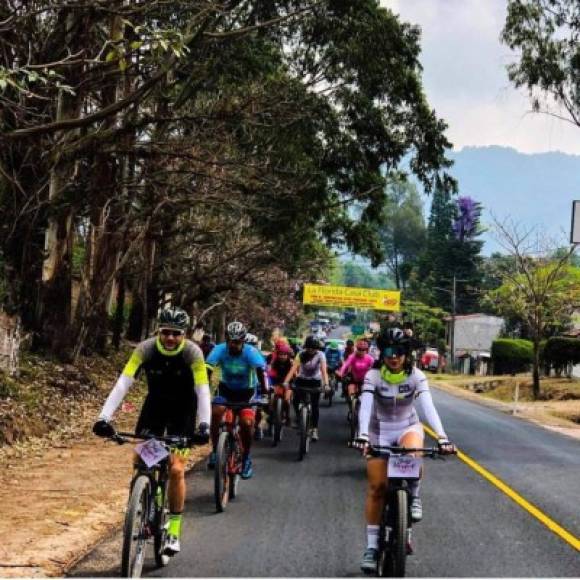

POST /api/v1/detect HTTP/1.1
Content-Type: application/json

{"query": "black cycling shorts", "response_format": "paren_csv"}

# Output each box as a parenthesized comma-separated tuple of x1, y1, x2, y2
(135, 395, 196, 438)
(217, 383, 256, 404)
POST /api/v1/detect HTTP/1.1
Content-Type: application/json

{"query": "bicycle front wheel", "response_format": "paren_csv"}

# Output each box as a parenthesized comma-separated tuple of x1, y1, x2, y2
(379, 490, 408, 577)
(273, 397, 283, 445)
(214, 431, 230, 512)
(298, 404, 309, 461)
(121, 475, 151, 578)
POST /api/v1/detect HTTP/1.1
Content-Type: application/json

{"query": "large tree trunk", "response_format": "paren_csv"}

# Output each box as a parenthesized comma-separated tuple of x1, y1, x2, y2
(0, 310, 21, 376)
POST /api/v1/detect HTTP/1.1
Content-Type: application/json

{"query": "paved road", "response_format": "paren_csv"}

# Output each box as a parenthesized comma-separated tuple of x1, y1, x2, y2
(71, 385, 580, 577)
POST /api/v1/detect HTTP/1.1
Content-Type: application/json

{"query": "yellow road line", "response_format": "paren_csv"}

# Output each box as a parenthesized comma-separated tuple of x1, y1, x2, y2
(423, 425, 580, 552)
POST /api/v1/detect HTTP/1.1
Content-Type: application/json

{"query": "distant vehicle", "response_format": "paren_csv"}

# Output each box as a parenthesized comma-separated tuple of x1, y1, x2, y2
(420, 348, 441, 372)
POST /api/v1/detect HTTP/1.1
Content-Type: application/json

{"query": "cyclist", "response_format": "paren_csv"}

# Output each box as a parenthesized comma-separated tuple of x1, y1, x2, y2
(199, 333, 216, 358)
(357, 328, 455, 573)
(336, 338, 374, 401)
(267, 341, 294, 426)
(206, 322, 267, 479)
(92, 307, 211, 556)
(283, 335, 329, 442)
(245, 333, 266, 440)
(324, 340, 343, 386)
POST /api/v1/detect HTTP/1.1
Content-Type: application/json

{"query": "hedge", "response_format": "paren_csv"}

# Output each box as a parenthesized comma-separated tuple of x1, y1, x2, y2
(491, 339, 533, 375)
(543, 337, 580, 369)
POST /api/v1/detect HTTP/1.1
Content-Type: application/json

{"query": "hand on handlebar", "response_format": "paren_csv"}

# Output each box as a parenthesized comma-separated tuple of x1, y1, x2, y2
(93, 419, 115, 438)
(352, 436, 370, 457)
(437, 438, 456, 455)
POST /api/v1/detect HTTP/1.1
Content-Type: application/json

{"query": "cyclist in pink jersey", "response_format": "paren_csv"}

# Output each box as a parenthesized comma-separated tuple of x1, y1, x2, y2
(337, 339, 374, 398)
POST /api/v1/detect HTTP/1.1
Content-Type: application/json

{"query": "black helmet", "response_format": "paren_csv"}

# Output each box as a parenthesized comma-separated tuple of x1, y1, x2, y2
(303, 335, 319, 350)
(157, 307, 190, 330)
(226, 321, 247, 341)
(377, 327, 410, 353)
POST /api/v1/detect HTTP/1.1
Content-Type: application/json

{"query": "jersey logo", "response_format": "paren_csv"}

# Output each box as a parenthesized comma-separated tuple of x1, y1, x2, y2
(398, 384, 411, 394)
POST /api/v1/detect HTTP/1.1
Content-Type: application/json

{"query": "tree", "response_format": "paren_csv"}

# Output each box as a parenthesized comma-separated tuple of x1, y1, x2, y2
(502, 0, 580, 127)
(379, 179, 426, 290)
(484, 219, 578, 398)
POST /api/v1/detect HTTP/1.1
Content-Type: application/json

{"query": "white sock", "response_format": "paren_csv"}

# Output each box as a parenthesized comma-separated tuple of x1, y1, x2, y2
(367, 525, 380, 550)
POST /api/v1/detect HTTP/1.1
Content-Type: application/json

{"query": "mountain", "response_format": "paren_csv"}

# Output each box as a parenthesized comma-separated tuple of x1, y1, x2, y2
(439, 146, 580, 254)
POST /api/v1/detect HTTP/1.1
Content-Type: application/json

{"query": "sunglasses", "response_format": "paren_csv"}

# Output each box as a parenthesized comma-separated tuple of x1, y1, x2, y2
(382, 346, 406, 358)
(160, 329, 184, 337)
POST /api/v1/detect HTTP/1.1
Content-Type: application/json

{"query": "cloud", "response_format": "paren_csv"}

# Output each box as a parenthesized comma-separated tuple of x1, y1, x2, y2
(381, 0, 580, 154)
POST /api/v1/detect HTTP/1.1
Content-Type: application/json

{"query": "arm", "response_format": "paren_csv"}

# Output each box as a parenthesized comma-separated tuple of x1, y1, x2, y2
(98, 350, 143, 421)
(190, 349, 211, 426)
(320, 356, 329, 386)
(415, 391, 447, 440)
(337, 353, 353, 377)
(358, 372, 376, 441)
(283, 356, 300, 384)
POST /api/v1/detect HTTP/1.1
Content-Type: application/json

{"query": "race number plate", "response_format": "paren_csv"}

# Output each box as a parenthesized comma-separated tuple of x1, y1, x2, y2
(388, 455, 422, 478)
(135, 439, 169, 468)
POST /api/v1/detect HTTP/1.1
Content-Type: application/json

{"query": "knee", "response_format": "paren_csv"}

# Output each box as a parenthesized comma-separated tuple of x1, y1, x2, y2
(368, 481, 387, 500)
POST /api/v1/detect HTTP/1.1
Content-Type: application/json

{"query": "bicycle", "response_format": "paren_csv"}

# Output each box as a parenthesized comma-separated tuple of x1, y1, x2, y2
(270, 385, 288, 446)
(345, 379, 362, 441)
(109, 430, 205, 578)
(360, 444, 452, 578)
(293, 384, 322, 461)
(324, 372, 338, 407)
(213, 398, 267, 512)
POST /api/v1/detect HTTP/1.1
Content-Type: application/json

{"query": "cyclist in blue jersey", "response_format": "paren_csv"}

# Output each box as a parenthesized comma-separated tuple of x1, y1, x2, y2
(206, 321, 267, 479)
(324, 340, 343, 374)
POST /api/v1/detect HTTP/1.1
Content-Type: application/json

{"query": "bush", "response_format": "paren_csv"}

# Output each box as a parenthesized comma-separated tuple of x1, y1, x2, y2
(543, 337, 580, 374)
(492, 339, 533, 375)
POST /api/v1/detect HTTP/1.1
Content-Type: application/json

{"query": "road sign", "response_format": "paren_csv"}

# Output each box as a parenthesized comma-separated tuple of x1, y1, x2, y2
(572, 200, 580, 244)
(302, 284, 400, 311)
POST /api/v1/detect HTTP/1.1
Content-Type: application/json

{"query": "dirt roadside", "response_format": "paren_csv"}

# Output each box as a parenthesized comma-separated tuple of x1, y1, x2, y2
(0, 375, 578, 578)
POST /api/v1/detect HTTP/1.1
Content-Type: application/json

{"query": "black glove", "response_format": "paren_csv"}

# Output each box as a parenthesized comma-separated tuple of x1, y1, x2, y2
(93, 419, 115, 438)
(195, 422, 210, 444)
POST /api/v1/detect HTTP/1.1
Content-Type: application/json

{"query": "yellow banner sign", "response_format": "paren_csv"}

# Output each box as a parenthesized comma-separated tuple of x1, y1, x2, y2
(303, 284, 400, 311)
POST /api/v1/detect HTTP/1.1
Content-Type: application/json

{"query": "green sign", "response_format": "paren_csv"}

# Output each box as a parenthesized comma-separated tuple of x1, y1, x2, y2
(351, 324, 365, 335)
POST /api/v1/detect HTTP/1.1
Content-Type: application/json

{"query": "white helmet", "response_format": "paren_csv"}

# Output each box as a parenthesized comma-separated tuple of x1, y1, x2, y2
(226, 321, 247, 341)
(245, 333, 259, 346)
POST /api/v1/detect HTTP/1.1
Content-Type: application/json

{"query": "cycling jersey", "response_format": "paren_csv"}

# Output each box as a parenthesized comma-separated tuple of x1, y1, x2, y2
(206, 343, 266, 391)
(99, 337, 211, 437)
(268, 358, 293, 384)
(324, 347, 342, 370)
(358, 366, 446, 445)
(339, 353, 374, 383)
(296, 350, 325, 380)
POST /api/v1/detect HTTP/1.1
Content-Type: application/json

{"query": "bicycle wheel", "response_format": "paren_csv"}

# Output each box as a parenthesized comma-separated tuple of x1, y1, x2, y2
(379, 490, 408, 577)
(153, 479, 170, 568)
(121, 475, 151, 578)
(349, 398, 358, 441)
(214, 431, 230, 512)
(273, 397, 283, 445)
(228, 437, 241, 500)
(298, 404, 309, 461)
(327, 382, 334, 407)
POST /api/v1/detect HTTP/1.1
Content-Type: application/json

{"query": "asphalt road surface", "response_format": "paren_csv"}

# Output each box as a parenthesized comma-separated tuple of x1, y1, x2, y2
(71, 385, 580, 577)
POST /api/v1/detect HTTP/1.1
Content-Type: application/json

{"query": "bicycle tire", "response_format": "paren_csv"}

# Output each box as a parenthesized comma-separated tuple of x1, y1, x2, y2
(298, 404, 309, 461)
(349, 398, 358, 441)
(273, 397, 283, 445)
(121, 475, 150, 578)
(229, 437, 241, 500)
(153, 480, 170, 568)
(379, 490, 408, 577)
(214, 431, 230, 512)
(327, 385, 333, 407)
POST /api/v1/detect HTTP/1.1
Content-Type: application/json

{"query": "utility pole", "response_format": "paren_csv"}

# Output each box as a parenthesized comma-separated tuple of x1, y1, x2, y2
(450, 274, 457, 370)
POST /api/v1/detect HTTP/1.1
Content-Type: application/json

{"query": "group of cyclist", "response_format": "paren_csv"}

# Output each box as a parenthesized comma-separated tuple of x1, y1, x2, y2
(92, 307, 455, 573)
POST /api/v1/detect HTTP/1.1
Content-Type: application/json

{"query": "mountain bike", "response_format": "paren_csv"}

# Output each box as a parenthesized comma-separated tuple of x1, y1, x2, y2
(271, 385, 287, 446)
(324, 372, 338, 407)
(213, 398, 267, 512)
(362, 444, 452, 578)
(110, 430, 206, 578)
(346, 379, 362, 441)
(294, 384, 322, 461)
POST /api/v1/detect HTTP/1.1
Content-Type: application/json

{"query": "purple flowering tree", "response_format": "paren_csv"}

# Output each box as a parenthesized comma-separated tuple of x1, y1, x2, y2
(453, 196, 482, 242)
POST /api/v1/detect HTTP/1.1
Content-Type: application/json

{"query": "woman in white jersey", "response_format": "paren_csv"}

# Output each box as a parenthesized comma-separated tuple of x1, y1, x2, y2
(357, 328, 455, 574)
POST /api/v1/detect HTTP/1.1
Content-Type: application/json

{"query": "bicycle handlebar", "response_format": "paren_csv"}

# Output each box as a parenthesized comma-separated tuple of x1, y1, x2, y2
(211, 399, 269, 409)
(111, 431, 207, 447)
(349, 441, 456, 458)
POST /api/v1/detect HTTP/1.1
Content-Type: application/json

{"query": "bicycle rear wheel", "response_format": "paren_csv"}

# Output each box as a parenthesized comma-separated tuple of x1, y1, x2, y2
(379, 490, 408, 577)
(214, 432, 230, 512)
(121, 475, 151, 578)
(298, 405, 309, 461)
(153, 480, 170, 568)
(273, 397, 283, 445)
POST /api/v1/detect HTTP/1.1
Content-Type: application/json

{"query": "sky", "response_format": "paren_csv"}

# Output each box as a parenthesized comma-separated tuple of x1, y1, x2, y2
(382, 0, 580, 155)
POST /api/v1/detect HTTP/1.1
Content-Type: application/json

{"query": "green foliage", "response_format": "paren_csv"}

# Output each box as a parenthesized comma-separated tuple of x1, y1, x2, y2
(402, 299, 448, 348)
(330, 259, 394, 290)
(543, 337, 580, 369)
(491, 338, 533, 375)
(502, 0, 580, 128)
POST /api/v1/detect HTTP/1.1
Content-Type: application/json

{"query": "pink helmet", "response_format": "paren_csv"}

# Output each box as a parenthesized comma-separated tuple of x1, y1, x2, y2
(275, 341, 292, 354)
